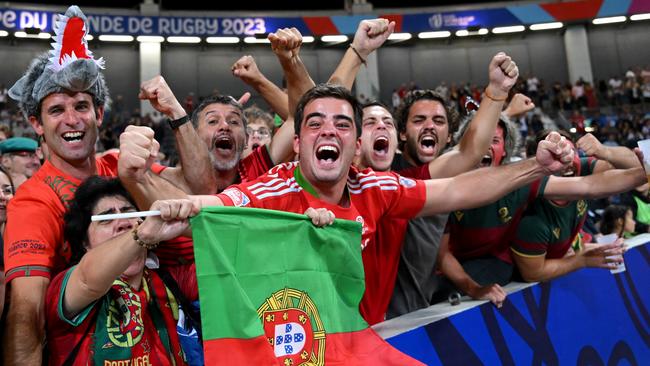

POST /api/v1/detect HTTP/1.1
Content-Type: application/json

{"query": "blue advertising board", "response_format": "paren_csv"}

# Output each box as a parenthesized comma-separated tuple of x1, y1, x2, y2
(381, 240, 650, 365)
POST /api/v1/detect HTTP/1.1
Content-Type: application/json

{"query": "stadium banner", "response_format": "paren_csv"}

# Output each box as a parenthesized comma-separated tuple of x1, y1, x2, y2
(0, 1, 648, 37)
(378, 241, 650, 365)
(191, 206, 423, 365)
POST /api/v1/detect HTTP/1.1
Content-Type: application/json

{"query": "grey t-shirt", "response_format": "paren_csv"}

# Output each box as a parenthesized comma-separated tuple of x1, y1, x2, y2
(387, 154, 448, 319)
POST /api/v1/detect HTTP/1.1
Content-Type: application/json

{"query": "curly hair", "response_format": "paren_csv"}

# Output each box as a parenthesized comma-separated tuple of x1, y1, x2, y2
(63, 176, 136, 265)
(395, 89, 460, 150)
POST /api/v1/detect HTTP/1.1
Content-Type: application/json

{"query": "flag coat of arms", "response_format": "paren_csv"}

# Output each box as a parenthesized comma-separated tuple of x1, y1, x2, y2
(191, 207, 423, 365)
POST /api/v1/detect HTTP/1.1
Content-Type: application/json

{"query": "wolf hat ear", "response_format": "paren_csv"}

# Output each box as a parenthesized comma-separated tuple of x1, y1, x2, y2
(8, 5, 108, 119)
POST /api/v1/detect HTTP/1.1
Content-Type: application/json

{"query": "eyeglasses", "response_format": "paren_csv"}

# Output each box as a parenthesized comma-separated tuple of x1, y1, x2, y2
(246, 127, 271, 138)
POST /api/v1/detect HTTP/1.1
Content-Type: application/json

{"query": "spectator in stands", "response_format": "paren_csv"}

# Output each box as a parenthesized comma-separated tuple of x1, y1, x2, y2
(0, 124, 12, 141)
(0, 137, 41, 188)
(620, 183, 650, 234)
(600, 204, 636, 238)
(243, 106, 274, 158)
(0, 165, 15, 324)
(45, 177, 197, 366)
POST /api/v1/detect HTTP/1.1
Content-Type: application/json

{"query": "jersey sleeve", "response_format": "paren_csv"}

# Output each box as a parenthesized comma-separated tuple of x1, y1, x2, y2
(240, 145, 275, 181)
(580, 157, 597, 176)
(510, 213, 550, 257)
(383, 172, 427, 220)
(394, 163, 431, 180)
(4, 193, 63, 282)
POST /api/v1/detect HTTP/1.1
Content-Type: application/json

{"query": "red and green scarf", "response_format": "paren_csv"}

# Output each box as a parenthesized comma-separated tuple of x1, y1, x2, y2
(85, 270, 186, 365)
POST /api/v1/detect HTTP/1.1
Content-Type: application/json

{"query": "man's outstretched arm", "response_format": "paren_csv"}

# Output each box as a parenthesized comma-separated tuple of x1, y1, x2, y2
(418, 132, 574, 216)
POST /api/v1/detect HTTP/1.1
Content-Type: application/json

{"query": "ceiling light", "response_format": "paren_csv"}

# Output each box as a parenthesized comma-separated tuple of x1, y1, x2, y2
(592, 16, 627, 25)
(243, 37, 270, 44)
(417, 31, 451, 39)
(630, 13, 650, 21)
(321, 35, 348, 43)
(455, 28, 488, 37)
(137, 36, 165, 43)
(166, 36, 201, 43)
(492, 25, 525, 34)
(529, 22, 564, 31)
(98, 35, 134, 42)
(206, 36, 240, 44)
(302, 36, 315, 43)
(15, 31, 51, 39)
(388, 33, 412, 41)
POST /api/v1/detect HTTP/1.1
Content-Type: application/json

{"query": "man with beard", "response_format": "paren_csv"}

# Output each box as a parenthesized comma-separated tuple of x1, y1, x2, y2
(120, 84, 579, 330)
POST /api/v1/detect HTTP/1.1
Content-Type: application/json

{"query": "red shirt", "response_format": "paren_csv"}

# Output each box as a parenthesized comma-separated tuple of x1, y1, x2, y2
(154, 145, 274, 266)
(216, 162, 427, 324)
(361, 163, 431, 324)
(4, 152, 166, 282)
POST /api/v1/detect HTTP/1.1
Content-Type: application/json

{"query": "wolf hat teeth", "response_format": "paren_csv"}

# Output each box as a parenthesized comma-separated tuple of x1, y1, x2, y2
(8, 5, 109, 120)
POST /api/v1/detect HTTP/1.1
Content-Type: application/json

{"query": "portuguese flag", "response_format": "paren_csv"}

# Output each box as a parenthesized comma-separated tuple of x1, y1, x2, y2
(191, 206, 423, 365)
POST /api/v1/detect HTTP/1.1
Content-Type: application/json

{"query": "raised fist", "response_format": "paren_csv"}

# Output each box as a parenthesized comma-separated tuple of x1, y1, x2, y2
(139, 76, 186, 119)
(350, 18, 395, 58)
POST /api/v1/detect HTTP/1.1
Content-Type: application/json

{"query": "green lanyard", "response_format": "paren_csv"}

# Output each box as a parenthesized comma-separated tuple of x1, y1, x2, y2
(294, 166, 320, 198)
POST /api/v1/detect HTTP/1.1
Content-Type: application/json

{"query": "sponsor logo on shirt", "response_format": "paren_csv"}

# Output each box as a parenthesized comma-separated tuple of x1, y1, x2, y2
(398, 176, 416, 188)
(223, 188, 251, 207)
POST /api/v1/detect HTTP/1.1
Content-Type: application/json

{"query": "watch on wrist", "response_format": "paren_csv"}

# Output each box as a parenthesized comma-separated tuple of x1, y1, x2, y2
(168, 115, 189, 129)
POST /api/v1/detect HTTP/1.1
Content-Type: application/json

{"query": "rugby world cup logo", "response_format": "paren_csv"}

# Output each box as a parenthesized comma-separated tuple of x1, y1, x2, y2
(429, 13, 443, 29)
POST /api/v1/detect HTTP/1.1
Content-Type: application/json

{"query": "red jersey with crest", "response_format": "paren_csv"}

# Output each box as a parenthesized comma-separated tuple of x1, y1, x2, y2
(215, 162, 427, 324)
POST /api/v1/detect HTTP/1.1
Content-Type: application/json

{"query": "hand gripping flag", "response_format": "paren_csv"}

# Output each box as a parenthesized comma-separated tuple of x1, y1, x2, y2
(191, 207, 424, 365)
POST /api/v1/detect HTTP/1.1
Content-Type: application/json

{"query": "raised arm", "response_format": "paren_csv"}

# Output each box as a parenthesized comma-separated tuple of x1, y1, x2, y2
(428, 53, 519, 179)
(138, 76, 217, 194)
(268, 27, 314, 116)
(328, 18, 394, 90)
(118, 127, 191, 211)
(437, 233, 506, 307)
(418, 132, 574, 216)
(577, 133, 640, 171)
(265, 28, 313, 164)
(231, 55, 289, 120)
(503, 93, 535, 119)
(62, 200, 196, 317)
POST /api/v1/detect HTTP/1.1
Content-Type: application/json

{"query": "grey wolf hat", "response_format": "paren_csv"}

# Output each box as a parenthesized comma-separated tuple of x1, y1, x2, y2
(8, 5, 108, 119)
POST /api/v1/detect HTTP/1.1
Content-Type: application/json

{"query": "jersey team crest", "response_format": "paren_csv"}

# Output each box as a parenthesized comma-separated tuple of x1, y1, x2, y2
(258, 288, 325, 366)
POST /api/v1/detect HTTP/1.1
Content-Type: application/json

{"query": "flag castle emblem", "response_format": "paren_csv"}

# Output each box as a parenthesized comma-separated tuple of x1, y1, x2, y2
(258, 288, 325, 366)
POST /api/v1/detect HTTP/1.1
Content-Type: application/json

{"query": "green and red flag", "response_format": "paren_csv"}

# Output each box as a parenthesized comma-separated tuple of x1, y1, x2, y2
(191, 206, 423, 365)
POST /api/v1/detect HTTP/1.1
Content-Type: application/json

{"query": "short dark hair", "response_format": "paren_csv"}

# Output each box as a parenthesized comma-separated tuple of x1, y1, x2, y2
(63, 176, 136, 265)
(362, 100, 391, 111)
(190, 94, 247, 128)
(294, 84, 362, 138)
(395, 89, 460, 148)
(600, 204, 631, 235)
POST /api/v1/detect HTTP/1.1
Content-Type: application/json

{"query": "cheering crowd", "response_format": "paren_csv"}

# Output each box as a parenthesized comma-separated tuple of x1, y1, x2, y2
(0, 6, 646, 366)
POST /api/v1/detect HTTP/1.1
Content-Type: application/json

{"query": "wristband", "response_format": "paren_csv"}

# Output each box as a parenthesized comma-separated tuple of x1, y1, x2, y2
(349, 45, 367, 66)
(132, 223, 159, 250)
(484, 88, 508, 102)
(168, 115, 189, 130)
